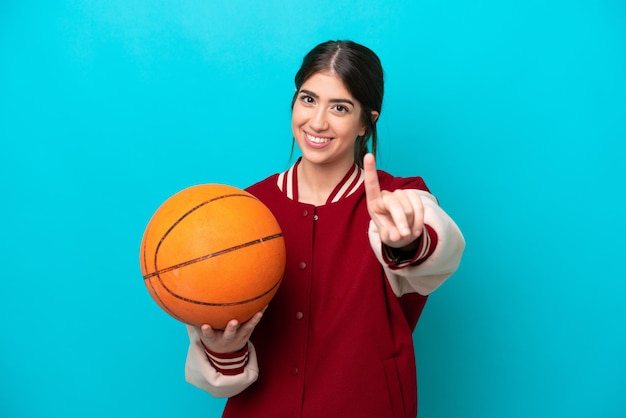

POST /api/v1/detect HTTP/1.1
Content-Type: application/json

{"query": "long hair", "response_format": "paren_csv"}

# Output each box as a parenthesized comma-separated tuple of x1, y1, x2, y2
(290, 40, 384, 168)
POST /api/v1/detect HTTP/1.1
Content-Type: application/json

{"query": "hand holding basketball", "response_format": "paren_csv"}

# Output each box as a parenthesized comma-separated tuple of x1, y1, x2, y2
(363, 153, 424, 249)
(195, 309, 265, 354)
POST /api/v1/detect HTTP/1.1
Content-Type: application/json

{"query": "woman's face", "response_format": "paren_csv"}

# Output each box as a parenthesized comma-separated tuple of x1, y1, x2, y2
(291, 72, 366, 169)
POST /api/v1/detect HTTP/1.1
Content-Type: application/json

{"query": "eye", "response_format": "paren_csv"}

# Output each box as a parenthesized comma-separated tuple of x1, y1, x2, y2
(332, 104, 352, 114)
(299, 94, 315, 104)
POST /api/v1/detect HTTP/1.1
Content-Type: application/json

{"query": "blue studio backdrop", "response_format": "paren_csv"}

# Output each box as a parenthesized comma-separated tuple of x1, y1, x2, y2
(1, 1, 625, 417)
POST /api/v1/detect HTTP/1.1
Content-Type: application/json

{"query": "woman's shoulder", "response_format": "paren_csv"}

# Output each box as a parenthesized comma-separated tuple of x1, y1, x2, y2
(377, 170, 431, 193)
(245, 173, 281, 198)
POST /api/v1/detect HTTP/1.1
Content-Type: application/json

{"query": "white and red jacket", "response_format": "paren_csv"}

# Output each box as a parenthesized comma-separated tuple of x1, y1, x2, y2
(185, 161, 465, 418)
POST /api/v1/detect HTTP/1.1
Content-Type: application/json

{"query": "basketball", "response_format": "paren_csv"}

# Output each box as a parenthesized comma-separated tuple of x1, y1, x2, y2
(140, 184, 286, 329)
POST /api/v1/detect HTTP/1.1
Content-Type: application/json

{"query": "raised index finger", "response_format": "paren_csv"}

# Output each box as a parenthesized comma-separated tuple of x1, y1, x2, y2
(363, 153, 382, 206)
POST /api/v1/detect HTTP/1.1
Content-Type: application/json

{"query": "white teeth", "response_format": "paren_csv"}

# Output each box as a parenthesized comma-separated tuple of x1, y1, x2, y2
(306, 133, 330, 144)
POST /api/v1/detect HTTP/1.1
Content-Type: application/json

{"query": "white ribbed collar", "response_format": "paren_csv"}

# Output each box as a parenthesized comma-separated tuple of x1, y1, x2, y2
(276, 158, 364, 205)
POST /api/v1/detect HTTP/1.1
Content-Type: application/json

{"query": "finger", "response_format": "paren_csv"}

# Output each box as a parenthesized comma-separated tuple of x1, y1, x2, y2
(363, 153, 382, 208)
(391, 191, 416, 232)
(221, 319, 240, 341)
(238, 311, 264, 337)
(198, 324, 215, 339)
(383, 195, 412, 239)
(405, 190, 425, 236)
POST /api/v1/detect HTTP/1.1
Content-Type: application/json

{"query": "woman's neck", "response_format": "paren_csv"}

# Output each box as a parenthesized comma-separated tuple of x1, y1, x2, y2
(296, 159, 355, 206)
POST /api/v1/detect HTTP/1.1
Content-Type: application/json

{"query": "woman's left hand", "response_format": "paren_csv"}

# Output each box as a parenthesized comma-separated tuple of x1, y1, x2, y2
(363, 153, 424, 249)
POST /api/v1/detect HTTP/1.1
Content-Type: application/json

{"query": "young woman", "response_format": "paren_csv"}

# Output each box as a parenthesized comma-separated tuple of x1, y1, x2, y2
(185, 40, 465, 418)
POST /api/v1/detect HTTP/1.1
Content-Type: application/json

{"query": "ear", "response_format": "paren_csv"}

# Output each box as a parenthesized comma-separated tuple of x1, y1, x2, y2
(360, 110, 380, 136)
(370, 110, 380, 124)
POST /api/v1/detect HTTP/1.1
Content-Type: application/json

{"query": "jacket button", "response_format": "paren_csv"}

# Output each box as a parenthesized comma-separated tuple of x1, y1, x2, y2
(295, 311, 304, 320)
(298, 262, 307, 270)
(291, 367, 299, 375)
(301, 209, 308, 217)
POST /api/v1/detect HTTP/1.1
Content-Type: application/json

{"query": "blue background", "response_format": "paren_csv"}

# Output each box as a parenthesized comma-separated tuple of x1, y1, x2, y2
(1, 1, 625, 417)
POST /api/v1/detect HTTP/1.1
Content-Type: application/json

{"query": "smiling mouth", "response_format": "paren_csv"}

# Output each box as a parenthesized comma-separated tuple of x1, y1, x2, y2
(305, 132, 332, 144)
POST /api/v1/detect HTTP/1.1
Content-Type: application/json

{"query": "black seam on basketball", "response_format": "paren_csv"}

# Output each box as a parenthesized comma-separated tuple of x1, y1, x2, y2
(151, 193, 258, 277)
(143, 191, 282, 309)
(143, 233, 283, 280)
(147, 274, 282, 307)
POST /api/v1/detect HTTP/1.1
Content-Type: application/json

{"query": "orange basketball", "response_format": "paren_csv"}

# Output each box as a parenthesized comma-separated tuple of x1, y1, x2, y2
(140, 184, 285, 329)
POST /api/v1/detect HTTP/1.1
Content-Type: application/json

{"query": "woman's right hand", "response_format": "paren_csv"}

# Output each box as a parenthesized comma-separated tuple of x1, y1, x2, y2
(194, 309, 265, 354)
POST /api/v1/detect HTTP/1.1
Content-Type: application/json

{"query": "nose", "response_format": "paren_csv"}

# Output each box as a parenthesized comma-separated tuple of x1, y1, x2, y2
(310, 107, 328, 131)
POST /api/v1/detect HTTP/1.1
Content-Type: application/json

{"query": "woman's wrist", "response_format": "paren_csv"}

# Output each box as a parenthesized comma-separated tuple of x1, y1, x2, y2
(200, 340, 250, 375)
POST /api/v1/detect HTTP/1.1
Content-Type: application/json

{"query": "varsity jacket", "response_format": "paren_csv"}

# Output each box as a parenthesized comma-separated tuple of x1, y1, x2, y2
(185, 161, 465, 418)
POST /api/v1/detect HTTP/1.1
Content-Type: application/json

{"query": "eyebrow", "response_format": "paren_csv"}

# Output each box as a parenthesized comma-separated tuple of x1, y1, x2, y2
(299, 89, 355, 107)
